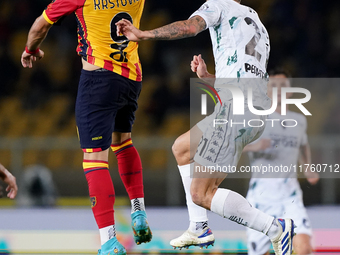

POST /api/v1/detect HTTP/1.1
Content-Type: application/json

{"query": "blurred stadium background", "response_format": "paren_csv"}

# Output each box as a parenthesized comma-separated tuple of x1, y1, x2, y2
(0, 0, 340, 253)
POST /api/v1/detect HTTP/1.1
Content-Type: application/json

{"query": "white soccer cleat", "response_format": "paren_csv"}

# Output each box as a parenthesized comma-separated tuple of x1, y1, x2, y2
(170, 227, 215, 249)
(271, 219, 295, 255)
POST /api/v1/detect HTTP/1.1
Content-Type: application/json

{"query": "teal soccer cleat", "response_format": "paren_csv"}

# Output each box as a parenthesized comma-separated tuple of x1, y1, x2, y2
(131, 211, 152, 245)
(97, 237, 126, 255)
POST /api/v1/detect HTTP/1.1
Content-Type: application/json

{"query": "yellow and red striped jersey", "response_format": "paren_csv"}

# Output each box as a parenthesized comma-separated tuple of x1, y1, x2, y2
(43, 0, 144, 81)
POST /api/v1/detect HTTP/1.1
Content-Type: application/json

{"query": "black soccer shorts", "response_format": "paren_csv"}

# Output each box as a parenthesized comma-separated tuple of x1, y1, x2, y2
(76, 69, 142, 152)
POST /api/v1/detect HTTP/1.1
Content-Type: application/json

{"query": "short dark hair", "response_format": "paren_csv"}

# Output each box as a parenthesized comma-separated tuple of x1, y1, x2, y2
(268, 68, 291, 78)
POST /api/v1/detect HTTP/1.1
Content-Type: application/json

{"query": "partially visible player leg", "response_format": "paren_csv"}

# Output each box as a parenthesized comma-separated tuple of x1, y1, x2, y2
(191, 100, 295, 255)
(111, 132, 152, 244)
(83, 150, 126, 255)
(191, 164, 295, 255)
(170, 126, 215, 249)
(284, 196, 313, 255)
(247, 227, 271, 255)
(245, 199, 280, 255)
(293, 234, 313, 255)
(76, 70, 126, 255)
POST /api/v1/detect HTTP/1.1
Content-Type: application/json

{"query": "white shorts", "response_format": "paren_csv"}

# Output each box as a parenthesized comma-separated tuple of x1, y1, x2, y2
(194, 98, 266, 170)
(246, 194, 312, 255)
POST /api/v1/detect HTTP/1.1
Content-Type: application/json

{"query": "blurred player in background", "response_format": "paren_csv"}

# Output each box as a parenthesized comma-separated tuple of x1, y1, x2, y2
(0, 163, 17, 199)
(117, 0, 295, 254)
(21, 0, 151, 254)
(244, 70, 318, 255)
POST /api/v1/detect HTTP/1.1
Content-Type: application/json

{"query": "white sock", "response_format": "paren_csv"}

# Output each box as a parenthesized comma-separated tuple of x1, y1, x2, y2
(179, 163, 208, 233)
(99, 225, 116, 245)
(189, 220, 209, 234)
(131, 198, 145, 213)
(211, 188, 274, 234)
(267, 219, 280, 239)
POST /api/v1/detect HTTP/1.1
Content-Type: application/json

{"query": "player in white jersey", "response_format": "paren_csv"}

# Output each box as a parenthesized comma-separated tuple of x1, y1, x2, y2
(244, 70, 319, 255)
(117, 1, 295, 255)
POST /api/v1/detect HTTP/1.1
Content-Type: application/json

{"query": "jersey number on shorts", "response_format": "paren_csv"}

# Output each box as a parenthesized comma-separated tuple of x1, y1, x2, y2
(244, 17, 262, 63)
(110, 12, 133, 62)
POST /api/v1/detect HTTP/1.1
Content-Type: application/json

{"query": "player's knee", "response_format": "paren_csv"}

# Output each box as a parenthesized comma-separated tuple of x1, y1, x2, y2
(172, 137, 189, 160)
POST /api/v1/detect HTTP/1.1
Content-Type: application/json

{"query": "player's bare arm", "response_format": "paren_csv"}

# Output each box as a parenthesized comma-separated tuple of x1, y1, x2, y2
(21, 15, 52, 68)
(0, 164, 18, 199)
(116, 15, 206, 41)
(299, 143, 319, 185)
(243, 138, 271, 152)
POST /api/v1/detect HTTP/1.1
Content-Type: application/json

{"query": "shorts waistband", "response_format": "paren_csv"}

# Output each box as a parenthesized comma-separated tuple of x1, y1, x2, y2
(93, 68, 110, 72)
(81, 68, 116, 77)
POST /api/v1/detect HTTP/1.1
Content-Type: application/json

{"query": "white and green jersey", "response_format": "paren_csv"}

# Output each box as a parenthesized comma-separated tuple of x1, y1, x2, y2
(247, 111, 308, 202)
(190, 0, 270, 79)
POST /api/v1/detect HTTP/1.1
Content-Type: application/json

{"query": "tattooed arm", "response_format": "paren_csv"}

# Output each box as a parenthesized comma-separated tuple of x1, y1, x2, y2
(148, 16, 206, 40)
(116, 16, 206, 41)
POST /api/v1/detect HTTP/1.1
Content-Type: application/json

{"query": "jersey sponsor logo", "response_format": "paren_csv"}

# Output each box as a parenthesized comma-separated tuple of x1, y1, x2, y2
(94, 0, 140, 11)
(92, 136, 103, 141)
(244, 63, 267, 79)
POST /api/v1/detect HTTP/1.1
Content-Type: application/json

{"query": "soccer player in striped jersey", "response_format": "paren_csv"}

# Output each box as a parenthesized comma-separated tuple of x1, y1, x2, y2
(117, 0, 295, 254)
(0, 163, 17, 199)
(21, 0, 151, 254)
